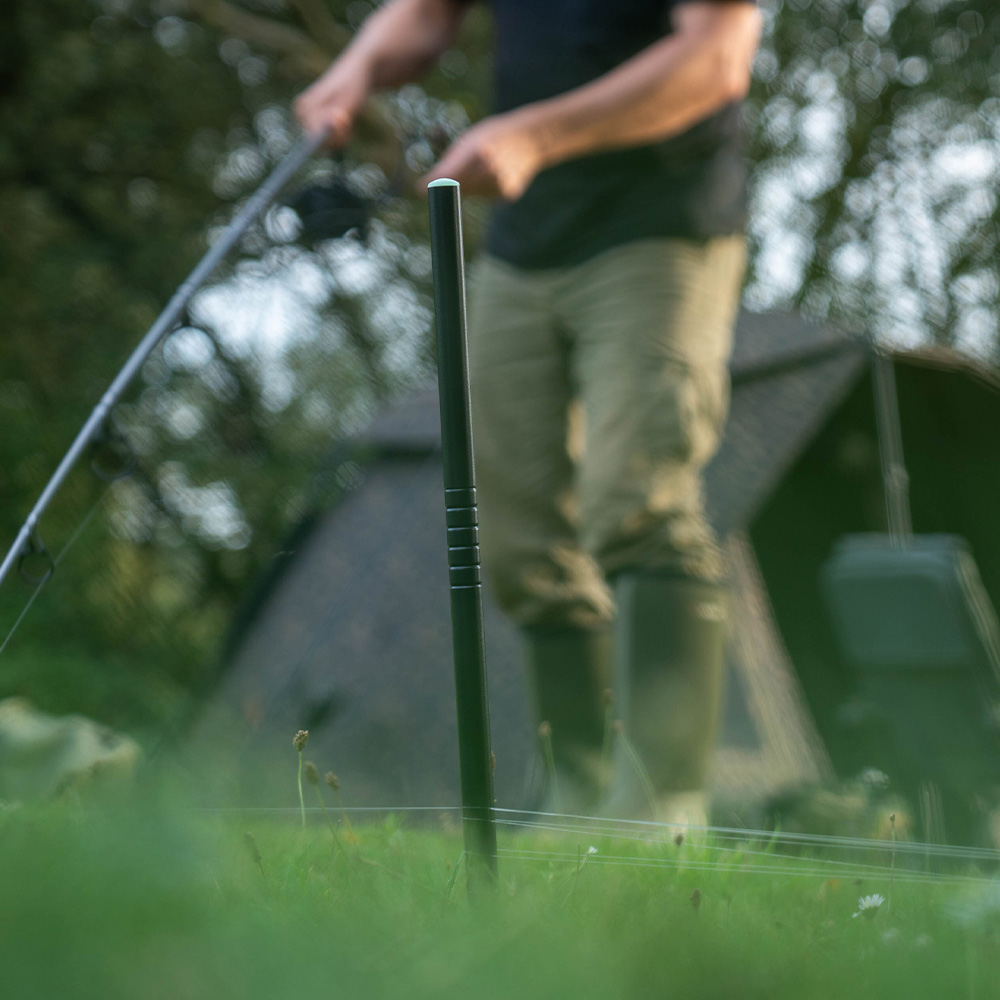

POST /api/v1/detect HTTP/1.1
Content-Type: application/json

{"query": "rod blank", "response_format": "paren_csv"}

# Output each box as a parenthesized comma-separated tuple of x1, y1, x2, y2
(0, 131, 327, 593)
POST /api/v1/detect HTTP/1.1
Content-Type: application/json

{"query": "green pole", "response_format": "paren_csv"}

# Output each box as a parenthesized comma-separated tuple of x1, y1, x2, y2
(427, 178, 498, 892)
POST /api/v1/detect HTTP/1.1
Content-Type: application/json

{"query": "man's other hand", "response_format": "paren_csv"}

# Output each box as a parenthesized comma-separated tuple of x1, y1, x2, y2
(419, 112, 546, 200)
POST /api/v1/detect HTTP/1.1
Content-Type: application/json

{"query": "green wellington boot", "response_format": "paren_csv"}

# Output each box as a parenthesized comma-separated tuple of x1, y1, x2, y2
(523, 625, 614, 816)
(602, 572, 729, 831)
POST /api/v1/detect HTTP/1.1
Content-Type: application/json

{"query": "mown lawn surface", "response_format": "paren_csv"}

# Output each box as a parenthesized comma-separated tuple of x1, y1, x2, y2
(1, 803, 998, 1000)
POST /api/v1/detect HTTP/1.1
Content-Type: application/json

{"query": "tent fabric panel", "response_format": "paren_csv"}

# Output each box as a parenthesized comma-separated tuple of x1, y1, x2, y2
(706, 350, 867, 534)
(204, 456, 534, 808)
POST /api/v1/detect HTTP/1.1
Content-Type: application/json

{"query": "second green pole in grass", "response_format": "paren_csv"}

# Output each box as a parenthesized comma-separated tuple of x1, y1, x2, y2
(428, 178, 498, 891)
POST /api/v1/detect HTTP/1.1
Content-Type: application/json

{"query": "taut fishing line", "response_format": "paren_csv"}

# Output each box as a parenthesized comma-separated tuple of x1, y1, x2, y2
(494, 821, 908, 876)
(494, 851, 986, 887)
(190, 803, 1000, 886)
(0, 484, 116, 658)
(490, 807, 1000, 864)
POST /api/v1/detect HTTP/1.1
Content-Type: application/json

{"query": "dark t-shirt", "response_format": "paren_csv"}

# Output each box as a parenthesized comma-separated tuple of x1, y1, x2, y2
(460, 0, 752, 268)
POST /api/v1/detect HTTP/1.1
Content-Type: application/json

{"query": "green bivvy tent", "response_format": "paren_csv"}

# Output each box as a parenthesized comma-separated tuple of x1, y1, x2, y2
(189, 310, 1000, 814)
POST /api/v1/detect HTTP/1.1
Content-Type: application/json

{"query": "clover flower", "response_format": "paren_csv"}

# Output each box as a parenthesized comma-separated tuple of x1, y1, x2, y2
(853, 893, 886, 919)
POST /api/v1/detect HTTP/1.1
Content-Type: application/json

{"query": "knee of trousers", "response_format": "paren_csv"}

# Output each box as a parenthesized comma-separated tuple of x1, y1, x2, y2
(579, 468, 727, 584)
(576, 363, 730, 582)
(479, 536, 616, 631)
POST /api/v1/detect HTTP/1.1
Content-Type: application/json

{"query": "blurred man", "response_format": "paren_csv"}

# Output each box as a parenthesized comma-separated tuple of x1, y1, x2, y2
(297, 0, 762, 826)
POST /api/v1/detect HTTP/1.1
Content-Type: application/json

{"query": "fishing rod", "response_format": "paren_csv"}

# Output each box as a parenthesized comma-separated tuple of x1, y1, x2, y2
(0, 130, 330, 595)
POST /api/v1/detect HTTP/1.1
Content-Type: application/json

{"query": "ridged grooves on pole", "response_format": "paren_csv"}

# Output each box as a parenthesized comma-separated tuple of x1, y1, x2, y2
(428, 180, 498, 892)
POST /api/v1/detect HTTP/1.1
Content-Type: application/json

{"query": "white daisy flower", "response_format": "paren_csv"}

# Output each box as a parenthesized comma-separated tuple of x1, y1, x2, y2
(853, 893, 886, 919)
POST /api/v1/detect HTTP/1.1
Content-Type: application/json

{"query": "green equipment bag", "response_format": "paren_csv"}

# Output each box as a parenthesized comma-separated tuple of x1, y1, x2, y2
(822, 533, 1000, 797)
(819, 347, 1000, 841)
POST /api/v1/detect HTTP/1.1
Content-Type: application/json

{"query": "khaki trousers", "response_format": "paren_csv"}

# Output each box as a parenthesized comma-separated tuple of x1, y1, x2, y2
(467, 236, 746, 629)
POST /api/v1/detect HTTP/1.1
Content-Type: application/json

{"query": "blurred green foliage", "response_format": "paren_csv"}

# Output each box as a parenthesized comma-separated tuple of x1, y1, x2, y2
(0, 0, 492, 735)
(1, 0, 255, 729)
(0, 0, 997, 739)
(745, 0, 1000, 351)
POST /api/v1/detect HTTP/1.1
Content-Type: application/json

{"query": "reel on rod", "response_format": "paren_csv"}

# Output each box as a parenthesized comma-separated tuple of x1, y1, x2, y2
(285, 127, 445, 246)
(288, 175, 372, 244)
(285, 141, 412, 249)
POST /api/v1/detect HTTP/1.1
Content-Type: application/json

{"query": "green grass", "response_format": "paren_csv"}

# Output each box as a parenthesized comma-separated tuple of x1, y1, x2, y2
(1, 802, 998, 1000)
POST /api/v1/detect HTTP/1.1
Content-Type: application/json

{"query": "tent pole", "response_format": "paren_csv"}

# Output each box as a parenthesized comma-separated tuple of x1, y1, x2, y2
(870, 339, 913, 544)
(427, 179, 498, 893)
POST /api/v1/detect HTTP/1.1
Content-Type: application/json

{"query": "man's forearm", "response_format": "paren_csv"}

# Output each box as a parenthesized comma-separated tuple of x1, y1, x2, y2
(296, 0, 469, 141)
(517, 4, 762, 171)
(337, 0, 467, 91)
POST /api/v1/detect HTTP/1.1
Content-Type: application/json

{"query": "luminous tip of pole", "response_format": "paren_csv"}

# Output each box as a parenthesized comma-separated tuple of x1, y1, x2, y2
(427, 178, 460, 189)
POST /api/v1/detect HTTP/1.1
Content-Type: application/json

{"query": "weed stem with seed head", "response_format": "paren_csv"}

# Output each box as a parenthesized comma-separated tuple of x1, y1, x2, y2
(293, 731, 310, 829)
